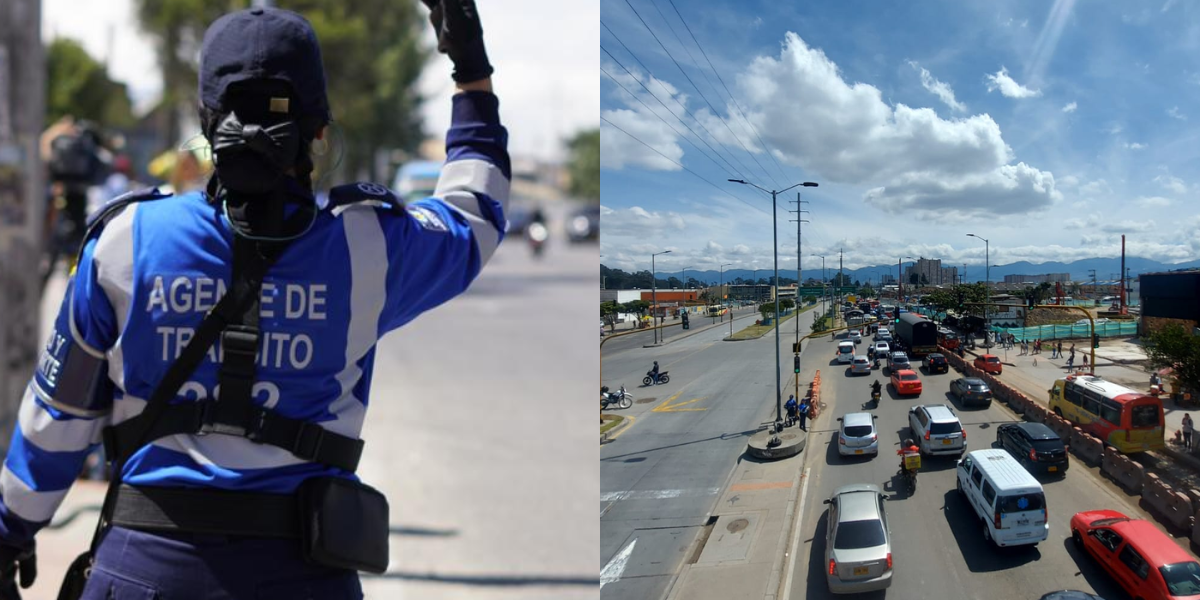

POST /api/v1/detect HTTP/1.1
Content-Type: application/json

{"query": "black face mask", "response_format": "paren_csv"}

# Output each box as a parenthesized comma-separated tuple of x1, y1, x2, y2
(210, 110, 301, 195)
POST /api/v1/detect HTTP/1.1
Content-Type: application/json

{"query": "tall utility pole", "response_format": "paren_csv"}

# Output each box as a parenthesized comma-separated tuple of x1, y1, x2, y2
(790, 194, 810, 404)
(838, 248, 844, 311)
(0, 0, 45, 457)
(729, 179, 818, 439)
(1088, 269, 1097, 302)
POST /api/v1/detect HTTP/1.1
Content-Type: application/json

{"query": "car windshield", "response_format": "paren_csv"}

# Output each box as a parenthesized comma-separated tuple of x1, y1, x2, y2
(1160, 562, 1200, 595)
(986, 357, 1000, 363)
(1031, 439, 1063, 452)
(969, 384, 990, 392)
(1131, 404, 1159, 428)
(844, 425, 874, 437)
(930, 356, 945, 363)
(901, 374, 918, 381)
(929, 421, 959, 435)
(833, 519, 886, 550)
(997, 493, 1045, 513)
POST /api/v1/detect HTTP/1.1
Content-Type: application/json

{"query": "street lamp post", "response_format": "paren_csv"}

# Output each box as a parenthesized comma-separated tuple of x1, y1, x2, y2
(652, 250, 672, 344)
(816, 255, 827, 313)
(730, 179, 818, 439)
(718, 263, 733, 324)
(967, 234, 990, 341)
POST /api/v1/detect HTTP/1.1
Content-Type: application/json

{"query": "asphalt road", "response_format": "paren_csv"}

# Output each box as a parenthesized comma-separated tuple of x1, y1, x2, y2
(599, 300, 829, 600)
(787, 340, 1176, 600)
(351, 204, 598, 599)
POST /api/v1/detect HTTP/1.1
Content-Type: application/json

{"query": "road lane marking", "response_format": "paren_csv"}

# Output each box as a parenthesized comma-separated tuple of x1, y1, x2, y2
(781, 467, 811, 600)
(600, 538, 637, 590)
(600, 487, 722, 502)
(653, 393, 707, 413)
(729, 480, 793, 492)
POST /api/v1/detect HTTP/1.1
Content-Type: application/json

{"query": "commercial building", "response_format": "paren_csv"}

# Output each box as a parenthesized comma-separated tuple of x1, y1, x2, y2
(1137, 270, 1200, 336)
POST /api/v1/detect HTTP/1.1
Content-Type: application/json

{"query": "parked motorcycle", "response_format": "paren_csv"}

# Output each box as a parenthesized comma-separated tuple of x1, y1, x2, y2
(527, 222, 548, 258)
(601, 385, 633, 410)
(642, 371, 670, 386)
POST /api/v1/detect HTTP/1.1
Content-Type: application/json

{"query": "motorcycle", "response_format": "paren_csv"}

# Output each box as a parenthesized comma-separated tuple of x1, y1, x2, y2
(643, 371, 670, 386)
(903, 467, 917, 492)
(527, 222, 548, 258)
(870, 389, 881, 406)
(899, 452, 920, 492)
(601, 385, 633, 410)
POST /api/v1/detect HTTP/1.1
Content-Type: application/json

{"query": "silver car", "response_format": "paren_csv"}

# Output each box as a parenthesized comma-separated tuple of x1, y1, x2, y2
(850, 355, 871, 375)
(886, 351, 910, 374)
(838, 412, 879, 456)
(824, 484, 893, 593)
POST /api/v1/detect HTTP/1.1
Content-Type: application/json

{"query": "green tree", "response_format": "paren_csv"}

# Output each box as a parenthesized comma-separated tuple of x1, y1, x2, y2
(622, 300, 650, 319)
(134, 0, 428, 180)
(1142, 324, 1200, 396)
(601, 301, 620, 330)
(566, 128, 599, 200)
(859, 284, 875, 298)
(45, 38, 136, 127)
(780, 298, 795, 311)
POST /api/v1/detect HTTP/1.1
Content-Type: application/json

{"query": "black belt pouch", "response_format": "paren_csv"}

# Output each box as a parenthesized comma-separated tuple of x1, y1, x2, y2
(298, 477, 390, 573)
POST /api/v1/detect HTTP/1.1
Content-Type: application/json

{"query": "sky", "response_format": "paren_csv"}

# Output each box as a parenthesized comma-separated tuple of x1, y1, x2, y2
(40, 0, 599, 163)
(599, 0, 1200, 277)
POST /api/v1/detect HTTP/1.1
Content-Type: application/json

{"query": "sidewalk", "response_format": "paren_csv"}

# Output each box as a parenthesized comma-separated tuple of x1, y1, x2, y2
(663, 447, 806, 600)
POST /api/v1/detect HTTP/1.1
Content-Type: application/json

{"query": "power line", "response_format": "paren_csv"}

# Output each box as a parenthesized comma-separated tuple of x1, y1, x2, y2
(622, 0, 782, 190)
(601, 21, 765, 194)
(600, 115, 769, 216)
(667, 0, 793, 185)
(601, 48, 745, 183)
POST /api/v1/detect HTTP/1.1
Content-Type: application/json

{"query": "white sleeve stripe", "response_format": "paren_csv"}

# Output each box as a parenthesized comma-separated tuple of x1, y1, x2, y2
(18, 386, 105, 452)
(91, 202, 138, 336)
(327, 209, 387, 432)
(434, 159, 511, 209)
(0, 467, 68, 523)
(442, 192, 502, 265)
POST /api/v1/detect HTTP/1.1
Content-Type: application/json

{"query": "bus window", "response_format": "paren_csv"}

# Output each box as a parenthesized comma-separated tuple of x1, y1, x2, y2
(1131, 405, 1160, 428)
(1083, 392, 1102, 416)
(1065, 385, 1084, 407)
(1100, 399, 1122, 425)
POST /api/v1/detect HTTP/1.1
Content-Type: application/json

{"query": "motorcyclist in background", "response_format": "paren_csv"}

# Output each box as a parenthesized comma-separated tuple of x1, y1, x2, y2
(897, 438, 920, 473)
(648, 360, 660, 384)
(870, 379, 882, 398)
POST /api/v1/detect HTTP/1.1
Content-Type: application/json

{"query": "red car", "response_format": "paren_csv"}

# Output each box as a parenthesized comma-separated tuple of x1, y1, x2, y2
(1071, 509, 1200, 600)
(974, 354, 1003, 375)
(889, 369, 922, 397)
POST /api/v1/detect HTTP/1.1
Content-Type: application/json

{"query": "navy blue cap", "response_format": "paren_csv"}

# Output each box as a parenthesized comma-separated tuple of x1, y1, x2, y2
(200, 7, 330, 120)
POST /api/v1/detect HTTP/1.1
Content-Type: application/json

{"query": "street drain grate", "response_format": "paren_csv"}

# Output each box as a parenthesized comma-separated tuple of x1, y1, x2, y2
(686, 516, 719, 565)
(637, 398, 656, 404)
(726, 518, 750, 534)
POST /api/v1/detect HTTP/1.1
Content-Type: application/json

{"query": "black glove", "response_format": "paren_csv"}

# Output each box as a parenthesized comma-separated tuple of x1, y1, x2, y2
(420, 0, 494, 83)
(0, 543, 36, 600)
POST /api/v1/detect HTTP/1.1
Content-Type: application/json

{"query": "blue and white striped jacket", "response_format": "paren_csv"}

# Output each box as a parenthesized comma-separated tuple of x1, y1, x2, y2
(0, 91, 509, 546)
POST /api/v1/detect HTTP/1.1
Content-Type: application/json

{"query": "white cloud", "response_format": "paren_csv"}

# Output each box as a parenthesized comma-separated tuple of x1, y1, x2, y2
(1135, 196, 1172, 208)
(599, 205, 686, 238)
(1079, 179, 1111, 196)
(1058, 175, 1080, 188)
(1154, 174, 1187, 194)
(1124, 142, 1147, 150)
(1104, 123, 1123, 135)
(984, 67, 1042, 98)
(908, 61, 966, 112)
(601, 109, 684, 171)
(1062, 102, 1078, 113)
(734, 33, 1057, 219)
(1168, 106, 1187, 120)
(1065, 215, 1156, 233)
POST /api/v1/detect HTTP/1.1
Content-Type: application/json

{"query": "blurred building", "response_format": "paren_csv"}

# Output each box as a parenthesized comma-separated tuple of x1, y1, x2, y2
(1003, 273, 1071, 283)
(1137, 270, 1200, 336)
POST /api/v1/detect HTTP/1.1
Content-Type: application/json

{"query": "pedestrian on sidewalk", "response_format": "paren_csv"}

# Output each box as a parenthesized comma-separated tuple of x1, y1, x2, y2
(1083, 354, 1089, 367)
(1067, 356, 1074, 370)
(1184, 414, 1195, 449)
(0, 3, 509, 597)
(1057, 341, 1063, 359)
(798, 397, 811, 431)
(1050, 343, 1057, 358)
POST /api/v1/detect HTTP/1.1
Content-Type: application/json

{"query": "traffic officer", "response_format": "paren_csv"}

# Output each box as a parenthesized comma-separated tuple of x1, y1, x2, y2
(0, 1, 507, 598)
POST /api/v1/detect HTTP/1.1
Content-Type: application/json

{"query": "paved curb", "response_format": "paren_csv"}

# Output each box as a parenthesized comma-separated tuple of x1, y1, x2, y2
(768, 459, 808, 600)
(600, 414, 632, 443)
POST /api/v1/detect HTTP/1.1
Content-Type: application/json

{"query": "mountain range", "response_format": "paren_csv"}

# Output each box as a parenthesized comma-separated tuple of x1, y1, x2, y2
(656, 256, 1200, 286)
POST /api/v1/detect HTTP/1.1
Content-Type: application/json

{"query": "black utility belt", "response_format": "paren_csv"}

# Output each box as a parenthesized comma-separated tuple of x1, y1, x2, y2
(111, 479, 389, 573)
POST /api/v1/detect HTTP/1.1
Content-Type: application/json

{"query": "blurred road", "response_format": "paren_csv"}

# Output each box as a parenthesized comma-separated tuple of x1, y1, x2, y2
(30, 201, 598, 600)
(787, 337, 1174, 600)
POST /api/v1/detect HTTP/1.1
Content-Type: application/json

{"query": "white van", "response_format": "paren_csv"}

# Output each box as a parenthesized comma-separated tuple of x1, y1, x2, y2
(955, 449, 1048, 547)
(837, 341, 856, 364)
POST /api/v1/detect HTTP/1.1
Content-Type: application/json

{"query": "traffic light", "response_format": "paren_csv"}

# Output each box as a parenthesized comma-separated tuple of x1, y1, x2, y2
(794, 355, 801, 374)
(1093, 334, 1100, 349)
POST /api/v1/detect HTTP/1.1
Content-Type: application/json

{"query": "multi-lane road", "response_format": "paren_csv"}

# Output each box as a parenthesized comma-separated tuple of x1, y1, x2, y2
(602, 304, 1188, 600)
(600, 301, 828, 600)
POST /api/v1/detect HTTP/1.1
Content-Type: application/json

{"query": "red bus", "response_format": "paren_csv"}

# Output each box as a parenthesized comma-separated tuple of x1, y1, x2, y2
(1048, 375, 1164, 453)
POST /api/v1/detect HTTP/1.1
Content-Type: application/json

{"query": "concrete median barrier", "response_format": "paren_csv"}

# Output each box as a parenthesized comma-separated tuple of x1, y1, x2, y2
(1045, 414, 1074, 442)
(1141, 473, 1196, 532)
(1070, 428, 1104, 466)
(1101, 447, 1145, 494)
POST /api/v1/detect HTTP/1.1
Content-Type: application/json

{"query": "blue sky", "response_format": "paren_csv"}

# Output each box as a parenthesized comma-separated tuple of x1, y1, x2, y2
(600, 0, 1200, 277)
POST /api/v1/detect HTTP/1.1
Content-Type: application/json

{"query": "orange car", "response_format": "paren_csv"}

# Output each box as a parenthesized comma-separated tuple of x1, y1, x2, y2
(974, 354, 1003, 375)
(890, 369, 922, 397)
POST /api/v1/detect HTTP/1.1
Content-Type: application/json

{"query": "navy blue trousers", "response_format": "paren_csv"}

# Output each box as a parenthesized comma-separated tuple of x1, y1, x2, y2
(79, 527, 363, 599)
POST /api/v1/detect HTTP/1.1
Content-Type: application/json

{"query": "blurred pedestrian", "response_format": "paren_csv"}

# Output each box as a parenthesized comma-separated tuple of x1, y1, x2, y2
(1183, 414, 1194, 449)
(1057, 341, 1063, 359)
(4, 3, 508, 598)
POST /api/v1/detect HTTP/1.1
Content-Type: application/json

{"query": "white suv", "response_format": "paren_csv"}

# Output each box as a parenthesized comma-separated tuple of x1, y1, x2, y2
(908, 404, 967, 457)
